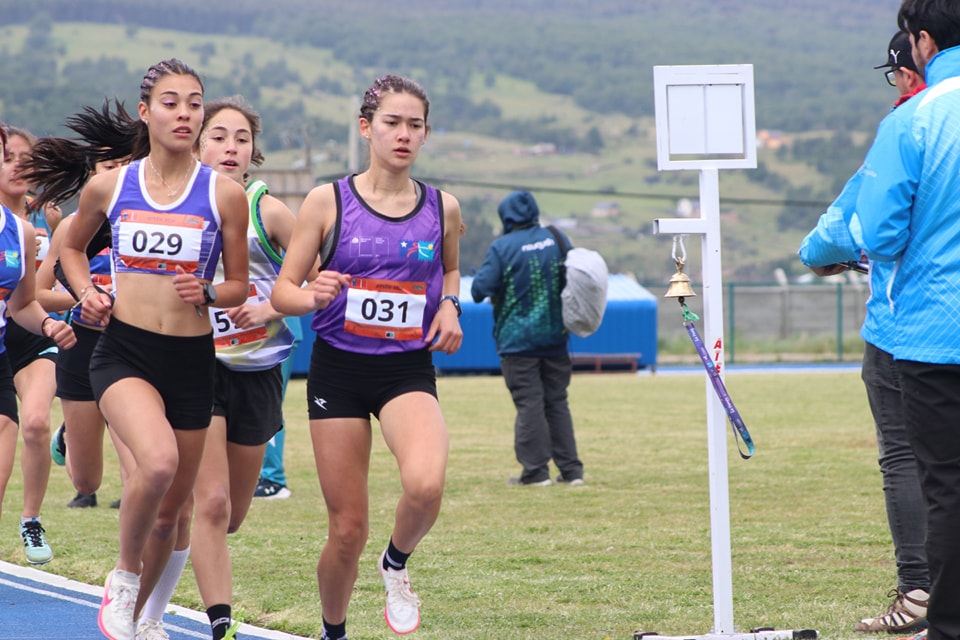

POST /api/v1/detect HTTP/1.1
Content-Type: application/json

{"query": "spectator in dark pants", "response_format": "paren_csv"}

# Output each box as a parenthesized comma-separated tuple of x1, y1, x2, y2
(850, 2, 960, 637)
(799, 29, 929, 634)
(471, 190, 584, 487)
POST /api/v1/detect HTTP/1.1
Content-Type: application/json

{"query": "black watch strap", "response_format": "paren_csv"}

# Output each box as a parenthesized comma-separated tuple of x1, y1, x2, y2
(202, 282, 217, 305)
(439, 294, 462, 317)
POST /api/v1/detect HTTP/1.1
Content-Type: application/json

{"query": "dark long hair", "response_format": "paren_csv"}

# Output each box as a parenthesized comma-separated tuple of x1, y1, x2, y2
(21, 58, 203, 209)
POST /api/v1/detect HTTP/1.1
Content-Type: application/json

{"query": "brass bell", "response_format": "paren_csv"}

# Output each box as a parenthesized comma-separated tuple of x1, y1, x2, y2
(663, 256, 697, 298)
(664, 267, 696, 298)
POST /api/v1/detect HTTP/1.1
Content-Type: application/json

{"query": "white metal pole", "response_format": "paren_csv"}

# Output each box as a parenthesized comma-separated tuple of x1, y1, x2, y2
(698, 167, 735, 633)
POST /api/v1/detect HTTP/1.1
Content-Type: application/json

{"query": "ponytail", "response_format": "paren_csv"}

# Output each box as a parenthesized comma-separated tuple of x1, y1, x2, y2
(22, 138, 89, 210)
(21, 99, 144, 208)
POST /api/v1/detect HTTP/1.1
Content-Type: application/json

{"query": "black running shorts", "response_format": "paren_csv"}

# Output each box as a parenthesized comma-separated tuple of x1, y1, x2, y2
(306, 337, 437, 420)
(89, 317, 215, 430)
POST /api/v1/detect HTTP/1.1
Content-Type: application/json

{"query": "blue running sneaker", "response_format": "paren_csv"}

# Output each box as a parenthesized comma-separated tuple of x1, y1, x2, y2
(51, 423, 66, 466)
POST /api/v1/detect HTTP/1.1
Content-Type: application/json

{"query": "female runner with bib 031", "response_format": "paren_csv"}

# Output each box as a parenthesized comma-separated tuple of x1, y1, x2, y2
(26, 59, 249, 640)
(271, 75, 463, 640)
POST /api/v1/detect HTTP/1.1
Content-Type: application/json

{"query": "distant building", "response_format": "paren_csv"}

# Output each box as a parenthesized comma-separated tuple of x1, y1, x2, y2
(248, 168, 314, 213)
(757, 129, 789, 150)
(513, 142, 557, 156)
(675, 198, 696, 218)
(591, 201, 621, 218)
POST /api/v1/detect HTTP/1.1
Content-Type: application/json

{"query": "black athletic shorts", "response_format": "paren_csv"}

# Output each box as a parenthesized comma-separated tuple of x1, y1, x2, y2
(306, 337, 437, 420)
(89, 317, 215, 430)
(212, 360, 283, 446)
(0, 352, 19, 423)
(3, 317, 57, 375)
(56, 323, 102, 402)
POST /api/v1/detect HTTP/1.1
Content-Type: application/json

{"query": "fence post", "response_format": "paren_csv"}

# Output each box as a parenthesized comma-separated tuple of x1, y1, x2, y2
(727, 281, 735, 364)
(836, 281, 843, 362)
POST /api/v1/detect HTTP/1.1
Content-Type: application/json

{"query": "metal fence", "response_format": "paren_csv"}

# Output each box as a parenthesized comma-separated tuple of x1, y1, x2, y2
(645, 280, 870, 363)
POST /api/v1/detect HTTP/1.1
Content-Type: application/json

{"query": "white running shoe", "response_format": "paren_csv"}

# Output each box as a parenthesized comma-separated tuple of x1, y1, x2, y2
(98, 569, 140, 640)
(135, 618, 170, 640)
(378, 551, 421, 634)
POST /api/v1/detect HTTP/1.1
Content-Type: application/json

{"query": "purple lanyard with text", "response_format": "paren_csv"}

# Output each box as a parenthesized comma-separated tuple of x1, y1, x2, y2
(680, 300, 755, 460)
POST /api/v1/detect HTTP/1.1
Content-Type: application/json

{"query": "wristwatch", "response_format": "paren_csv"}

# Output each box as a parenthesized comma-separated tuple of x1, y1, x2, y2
(202, 282, 217, 306)
(439, 294, 462, 317)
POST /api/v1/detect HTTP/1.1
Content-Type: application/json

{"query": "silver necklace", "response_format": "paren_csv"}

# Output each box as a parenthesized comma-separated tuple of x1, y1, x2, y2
(147, 156, 192, 198)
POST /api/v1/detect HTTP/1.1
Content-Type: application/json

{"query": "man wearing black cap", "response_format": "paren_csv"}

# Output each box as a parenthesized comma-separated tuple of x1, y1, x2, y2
(874, 30, 927, 107)
(798, 29, 927, 635)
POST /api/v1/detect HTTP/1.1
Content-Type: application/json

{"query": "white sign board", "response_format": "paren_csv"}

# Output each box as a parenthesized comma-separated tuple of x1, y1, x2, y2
(654, 65, 757, 171)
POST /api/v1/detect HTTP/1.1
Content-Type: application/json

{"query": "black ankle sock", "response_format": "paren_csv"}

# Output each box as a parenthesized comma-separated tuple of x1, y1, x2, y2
(207, 603, 232, 640)
(322, 617, 347, 640)
(383, 538, 411, 571)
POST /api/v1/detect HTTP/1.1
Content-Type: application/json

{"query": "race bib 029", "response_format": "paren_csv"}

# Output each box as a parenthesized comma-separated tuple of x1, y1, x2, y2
(116, 209, 204, 273)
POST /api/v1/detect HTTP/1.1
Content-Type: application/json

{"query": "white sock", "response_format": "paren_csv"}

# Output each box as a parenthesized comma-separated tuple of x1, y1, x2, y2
(139, 546, 190, 623)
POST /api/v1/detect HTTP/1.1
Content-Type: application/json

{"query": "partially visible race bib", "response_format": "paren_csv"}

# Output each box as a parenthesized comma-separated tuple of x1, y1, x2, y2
(210, 283, 269, 349)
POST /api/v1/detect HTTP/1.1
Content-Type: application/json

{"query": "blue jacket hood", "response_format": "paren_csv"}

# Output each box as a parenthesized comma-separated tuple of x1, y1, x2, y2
(498, 190, 540, 233)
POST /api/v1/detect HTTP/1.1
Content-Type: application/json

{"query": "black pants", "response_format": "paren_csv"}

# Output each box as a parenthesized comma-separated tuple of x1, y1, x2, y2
(899, 360, 960, 640)
(500, 353, 583, 483)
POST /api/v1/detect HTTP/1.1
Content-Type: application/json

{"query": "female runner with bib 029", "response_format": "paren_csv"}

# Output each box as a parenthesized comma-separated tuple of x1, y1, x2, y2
(134, 95, 320, 640)
(271, 75, 463, 640)
(27, 59, 249, 640)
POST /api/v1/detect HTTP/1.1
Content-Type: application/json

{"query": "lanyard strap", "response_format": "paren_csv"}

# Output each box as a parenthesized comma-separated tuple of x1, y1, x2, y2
(681, 303, 755, 460)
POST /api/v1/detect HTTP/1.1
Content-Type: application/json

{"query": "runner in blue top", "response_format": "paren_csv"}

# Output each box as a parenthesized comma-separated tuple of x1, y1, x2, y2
(272, 75, 463, 640)
(0, 123, 76, 567)
(0, 124, 66, 565)
(23, 60, 250, 640)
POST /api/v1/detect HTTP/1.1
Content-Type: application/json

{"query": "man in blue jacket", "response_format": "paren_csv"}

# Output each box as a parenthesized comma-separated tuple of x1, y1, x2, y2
(799, 30, 928, 635)
(847, 2, 960, 637)
(471, 191, 584, 487)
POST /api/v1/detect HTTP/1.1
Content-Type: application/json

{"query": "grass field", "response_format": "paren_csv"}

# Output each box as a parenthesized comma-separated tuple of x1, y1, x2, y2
(0, 370, 897, 640)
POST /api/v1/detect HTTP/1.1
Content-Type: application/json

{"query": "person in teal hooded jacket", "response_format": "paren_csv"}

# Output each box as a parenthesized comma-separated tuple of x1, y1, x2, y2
(471, 190, 584, 487)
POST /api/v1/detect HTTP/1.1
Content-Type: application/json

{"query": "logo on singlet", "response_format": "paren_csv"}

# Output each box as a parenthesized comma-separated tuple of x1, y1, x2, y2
(399, 240, 435, 261)
(0, 251, 20, 268)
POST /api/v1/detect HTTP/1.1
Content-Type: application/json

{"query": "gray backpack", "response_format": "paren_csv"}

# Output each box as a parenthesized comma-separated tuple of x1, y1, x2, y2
(547, 226, 609, 337)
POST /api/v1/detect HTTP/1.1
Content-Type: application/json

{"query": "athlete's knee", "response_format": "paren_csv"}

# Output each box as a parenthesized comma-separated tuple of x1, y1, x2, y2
(72, 474, 102, 496)
(137, 454, 179, 496)
(404, 476, 445, 514)
(18, 413, 50, 444)
(327, 513, 369, 557)
(196, 486, 231, 529)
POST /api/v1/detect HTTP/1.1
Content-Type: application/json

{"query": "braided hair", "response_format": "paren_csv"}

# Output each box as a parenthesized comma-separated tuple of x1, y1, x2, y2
(359, 75, 430, 125)
(21, 59, 203, 209)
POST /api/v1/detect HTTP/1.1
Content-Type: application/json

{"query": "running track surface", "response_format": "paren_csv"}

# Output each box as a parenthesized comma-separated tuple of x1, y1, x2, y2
(0, 560, 311, 640)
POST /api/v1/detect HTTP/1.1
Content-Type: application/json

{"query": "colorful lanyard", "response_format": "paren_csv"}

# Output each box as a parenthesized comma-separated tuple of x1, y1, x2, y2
(678, 299, 755, 460)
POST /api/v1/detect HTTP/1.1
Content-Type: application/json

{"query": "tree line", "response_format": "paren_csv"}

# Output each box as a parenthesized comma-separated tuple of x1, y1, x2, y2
(1, 0, 900, 134)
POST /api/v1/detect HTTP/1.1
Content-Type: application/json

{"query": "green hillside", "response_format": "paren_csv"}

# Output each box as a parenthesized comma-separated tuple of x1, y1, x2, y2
(0, 1, 903, 282)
